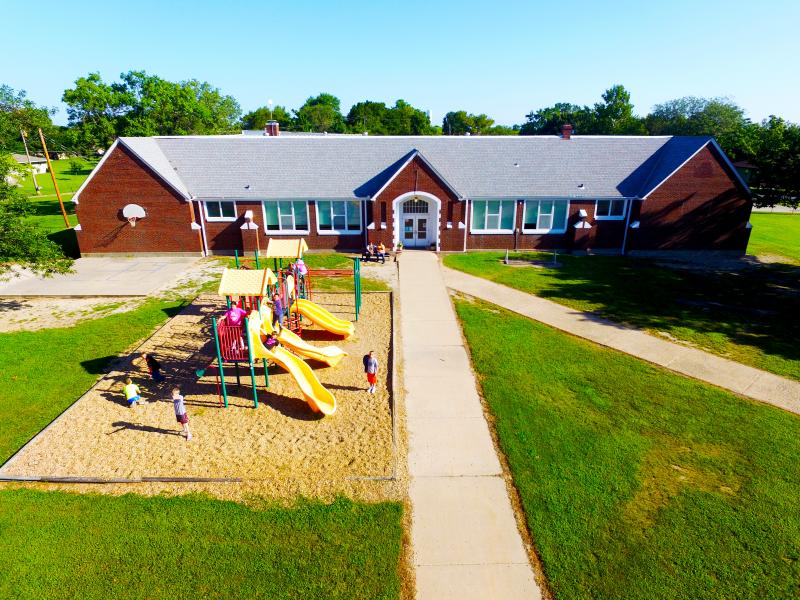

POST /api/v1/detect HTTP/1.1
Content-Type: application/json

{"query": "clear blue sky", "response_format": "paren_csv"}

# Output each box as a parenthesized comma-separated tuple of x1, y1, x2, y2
(3, 0, 799, 127)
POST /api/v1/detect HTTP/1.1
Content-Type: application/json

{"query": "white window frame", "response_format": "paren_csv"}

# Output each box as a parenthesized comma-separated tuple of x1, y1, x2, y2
(315, 200, 362, 235)
(261, 200, 310, 235)
(469, 199, 516, 234)
(594, 199, 628, 220)
(204, 200, 237, 222)
(522, 199, 570, 234)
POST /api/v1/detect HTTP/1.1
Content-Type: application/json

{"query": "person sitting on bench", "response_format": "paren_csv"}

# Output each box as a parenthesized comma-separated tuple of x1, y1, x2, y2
(376, 242, 386, 263)
(362, 242, 376, 261)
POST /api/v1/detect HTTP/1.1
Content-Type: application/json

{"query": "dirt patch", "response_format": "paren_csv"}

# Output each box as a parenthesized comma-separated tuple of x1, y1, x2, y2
(0, 293, 403, 502)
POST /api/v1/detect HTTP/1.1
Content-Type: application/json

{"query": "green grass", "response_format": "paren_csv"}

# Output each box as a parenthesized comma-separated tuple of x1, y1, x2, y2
(455, 298, 800, 600)
(17, 158, 95, 232)
(748, 213, 800, 264)
(0, 489, 403, 599)
(0, 298, 187, 464)
(443, 252, 800, 380)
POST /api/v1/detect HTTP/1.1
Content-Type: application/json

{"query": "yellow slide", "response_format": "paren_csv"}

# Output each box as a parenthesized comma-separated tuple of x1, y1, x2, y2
(258, 306, 348, 367)
(295, 298, 355, 339)
(247, 314, 336, 415)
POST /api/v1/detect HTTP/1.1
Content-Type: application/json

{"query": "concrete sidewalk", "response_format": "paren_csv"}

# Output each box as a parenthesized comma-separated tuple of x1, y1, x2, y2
(0, 256, 199, 297)
(443, 266, 800, 416)
(399, 252, 541, 600)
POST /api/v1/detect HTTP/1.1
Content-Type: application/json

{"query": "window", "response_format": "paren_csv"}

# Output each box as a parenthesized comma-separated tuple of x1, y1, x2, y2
(523, 200, 569, 233)
(402, 198, 429, 214)
(204, 201, 236, 221)
(263, 201, 309, 233)
(471, 200, 515, 232)
(316, 200, 362, 234)
(595, 199, 627, 219)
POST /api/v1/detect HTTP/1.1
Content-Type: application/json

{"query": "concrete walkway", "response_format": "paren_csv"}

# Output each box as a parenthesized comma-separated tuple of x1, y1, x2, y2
(399, 252, 541, 599)
(0, 256, 199, 296)
(443, 266, 800, 416)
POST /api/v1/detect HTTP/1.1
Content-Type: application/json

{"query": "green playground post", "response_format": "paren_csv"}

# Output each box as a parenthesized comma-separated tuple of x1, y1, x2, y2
(244, 317, 259, 408)
(262, 358, 269, 388)
(254, 248, 260, 269)
(234, 249, 240, 268)
(353, 257, 362, 321)
(273, 258, 278, 272)
(225, 295, 231, 309)
(212, 317, 228, 408)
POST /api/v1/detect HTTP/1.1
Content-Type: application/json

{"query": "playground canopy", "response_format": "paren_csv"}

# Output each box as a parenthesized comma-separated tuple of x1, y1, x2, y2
(218, 268, 277, 297)
(265, 238, 308, 259)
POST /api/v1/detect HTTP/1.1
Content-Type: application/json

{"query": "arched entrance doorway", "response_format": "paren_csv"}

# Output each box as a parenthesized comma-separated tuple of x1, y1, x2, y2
(392, 192, 441, 250)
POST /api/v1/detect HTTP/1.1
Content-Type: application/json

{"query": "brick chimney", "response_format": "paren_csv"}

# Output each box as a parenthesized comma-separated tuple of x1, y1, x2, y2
(264, 121, 280, 136)
(561, 123, 573, 140)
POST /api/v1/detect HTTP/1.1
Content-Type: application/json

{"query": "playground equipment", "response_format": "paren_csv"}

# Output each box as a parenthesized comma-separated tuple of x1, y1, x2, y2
(218, 267, 277, 311)
(211, 314, 266, 408)
(258, 305, 347, 367)
(295, 298, 355, 338)
(247, 311, 336, 415)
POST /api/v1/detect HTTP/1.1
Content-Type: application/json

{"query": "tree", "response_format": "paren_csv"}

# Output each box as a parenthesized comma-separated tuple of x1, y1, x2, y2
(346, 101, 389, 134)
(750, 116, 800, 208)
(62, 71, 242, 149)
(519, 102, 591, 135)
(0, 154, 72, 276)
(0, 85, 57, 153)
(241, 104, 293, 131)
(591, 85, 645, 134)
(294, 93, 346, 133)
(383, 100, 433, 135)
(442, 111, 495, 135)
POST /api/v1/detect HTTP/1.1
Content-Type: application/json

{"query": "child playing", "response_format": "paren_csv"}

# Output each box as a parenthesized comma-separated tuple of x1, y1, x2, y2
(172, 387, 192, 441)
(141, 352, 165, 383)
(269, 292, 284, 330)
(363, 350, 379, 394)
(123, 377, 141, 407)
(264, 331, 280, 350)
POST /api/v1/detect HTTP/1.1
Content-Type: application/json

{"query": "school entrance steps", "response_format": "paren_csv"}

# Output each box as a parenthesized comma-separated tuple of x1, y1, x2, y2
(442, 265, 800, 417)
(398, 252, 541, 599)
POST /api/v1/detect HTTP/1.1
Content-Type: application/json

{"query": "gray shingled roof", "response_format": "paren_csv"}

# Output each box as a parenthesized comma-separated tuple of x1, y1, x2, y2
(111, 134, 720, 201)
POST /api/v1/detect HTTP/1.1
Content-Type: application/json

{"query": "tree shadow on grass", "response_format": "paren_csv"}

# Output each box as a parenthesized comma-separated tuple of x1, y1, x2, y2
(525, 253, 800, 372)
(81, 356, 119, 375)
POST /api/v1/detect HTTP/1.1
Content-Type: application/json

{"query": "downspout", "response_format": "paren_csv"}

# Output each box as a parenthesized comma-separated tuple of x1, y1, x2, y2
(196, 198, 210, 257)
(621, 197, 635, 256)
(462, 197, 469, 252)
(362, 197, 369, 247)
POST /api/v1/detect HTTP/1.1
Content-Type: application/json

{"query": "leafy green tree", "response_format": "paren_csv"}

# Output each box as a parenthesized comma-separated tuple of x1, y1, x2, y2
(591, 85, 645, 134)
(294, 93, 346, 133)
(0, 153, 72, 276)
(520, 102, 591, 135)
(0, 85, 57, 153)
(346, 101, 389, 134)
(750, 116, 800, 208)
(241, 105, 293, 131)
(384, 100, 433, 135)
(442, 111, 496, 135)
(62, 71, 241, 148)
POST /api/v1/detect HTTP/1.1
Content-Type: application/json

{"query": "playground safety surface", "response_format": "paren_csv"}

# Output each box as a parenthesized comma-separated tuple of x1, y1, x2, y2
(0, 292, 404, 502)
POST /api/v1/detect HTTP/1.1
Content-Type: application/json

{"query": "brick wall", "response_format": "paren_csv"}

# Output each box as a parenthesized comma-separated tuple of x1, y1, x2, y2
(632, 145, 752, 251)
(76, 144, 201, 255)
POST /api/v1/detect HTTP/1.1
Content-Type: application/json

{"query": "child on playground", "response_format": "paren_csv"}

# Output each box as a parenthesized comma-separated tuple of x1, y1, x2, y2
(172, 387, 192, 441)
(363, 350, 379, 394)
(268, 292, 284, 330)
(141, 352, 165, 383)
(123, 377, 141, 407)
(264, 331, 280, 350)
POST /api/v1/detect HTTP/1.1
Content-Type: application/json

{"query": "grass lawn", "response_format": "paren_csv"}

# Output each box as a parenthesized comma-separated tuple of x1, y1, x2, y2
(443, 252, 800, 380)
(455, 298, 800, 599)
(0, 299, 187, 464)
(748, 213, 800, 264)
(17, 158, 96, 232)
(0, 489, 403, 599)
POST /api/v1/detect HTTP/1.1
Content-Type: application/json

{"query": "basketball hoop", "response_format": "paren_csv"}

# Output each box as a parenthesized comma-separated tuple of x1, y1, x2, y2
(122, 203, 146, 228)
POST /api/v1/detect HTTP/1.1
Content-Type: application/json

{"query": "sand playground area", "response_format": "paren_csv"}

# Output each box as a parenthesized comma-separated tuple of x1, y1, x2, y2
(0, 292, 404, 501)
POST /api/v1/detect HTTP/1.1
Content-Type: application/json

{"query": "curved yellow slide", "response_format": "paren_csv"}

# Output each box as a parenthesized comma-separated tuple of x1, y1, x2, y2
(247, 314, 336, 415)
(257, 306, 347, 367)
(295, 298, 355, 339)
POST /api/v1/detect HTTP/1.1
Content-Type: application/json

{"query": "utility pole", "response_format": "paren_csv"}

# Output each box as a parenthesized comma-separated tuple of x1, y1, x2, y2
(20, 130, 41, 193)
(38, 128, 71, 228)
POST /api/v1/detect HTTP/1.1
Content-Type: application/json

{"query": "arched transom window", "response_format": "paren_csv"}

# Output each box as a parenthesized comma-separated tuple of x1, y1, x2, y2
(402, 198, 429, 214)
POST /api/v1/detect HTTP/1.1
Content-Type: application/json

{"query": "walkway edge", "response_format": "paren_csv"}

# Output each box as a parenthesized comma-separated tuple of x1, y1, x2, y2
(442, 266, 800, 416)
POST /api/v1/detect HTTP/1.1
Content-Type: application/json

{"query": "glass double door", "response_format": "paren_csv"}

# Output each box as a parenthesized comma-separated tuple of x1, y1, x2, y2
(403, 215, 429, 248)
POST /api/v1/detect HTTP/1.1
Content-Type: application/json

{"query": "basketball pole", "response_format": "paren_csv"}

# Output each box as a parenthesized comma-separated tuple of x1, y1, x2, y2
(38, 128, 71, 229)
